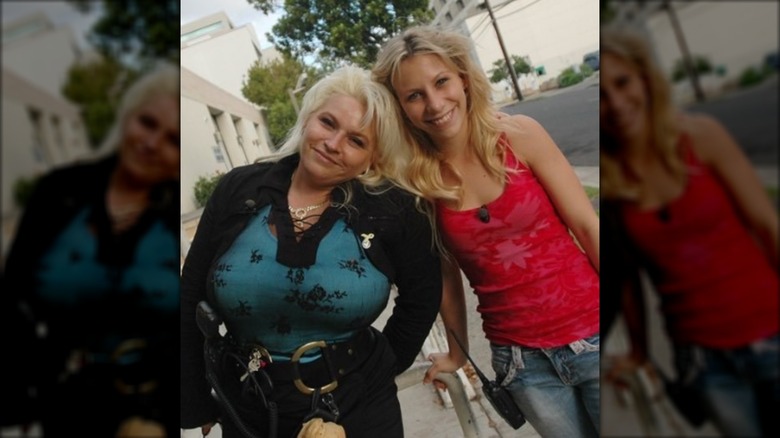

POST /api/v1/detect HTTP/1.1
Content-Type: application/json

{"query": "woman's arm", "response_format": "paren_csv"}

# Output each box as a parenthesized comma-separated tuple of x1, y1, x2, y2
(503, 114, 600, 272)
(179, 177, 227, 430)
(684, 113, 778, 269)
(381, 195, 443, 374)
(424, 256, 468, 386)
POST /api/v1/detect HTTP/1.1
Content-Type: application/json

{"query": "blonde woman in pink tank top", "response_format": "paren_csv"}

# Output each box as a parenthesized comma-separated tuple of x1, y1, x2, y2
(374, 25, 600, 438)
(600, 27, 778, 437)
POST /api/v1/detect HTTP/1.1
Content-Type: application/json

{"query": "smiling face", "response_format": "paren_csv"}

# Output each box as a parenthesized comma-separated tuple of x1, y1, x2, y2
(298, 94, 376, 188)
(392, 53, 469, 145)
(600, 52, 650, 144)
(118, 94, 180, 186)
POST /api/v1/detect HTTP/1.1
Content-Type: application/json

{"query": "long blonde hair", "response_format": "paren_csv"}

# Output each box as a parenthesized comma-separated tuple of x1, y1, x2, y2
(372, 25, 504, 204)
(600, 28, 683, 200)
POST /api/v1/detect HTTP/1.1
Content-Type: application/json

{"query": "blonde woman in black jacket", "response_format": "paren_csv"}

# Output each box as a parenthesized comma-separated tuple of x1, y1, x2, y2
(180, 65, 442, 438)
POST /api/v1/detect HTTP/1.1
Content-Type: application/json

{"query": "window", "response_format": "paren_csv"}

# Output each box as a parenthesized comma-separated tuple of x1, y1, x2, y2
(212, 145, 225, 163)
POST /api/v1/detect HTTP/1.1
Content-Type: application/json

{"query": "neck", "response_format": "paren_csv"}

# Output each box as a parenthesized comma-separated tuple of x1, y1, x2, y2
(437, 124, 472, 163)
(288, 167, 332, 207)
(108, 167, 152, 204)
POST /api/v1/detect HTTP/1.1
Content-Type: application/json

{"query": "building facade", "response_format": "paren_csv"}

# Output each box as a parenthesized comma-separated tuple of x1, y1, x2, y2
(180, 11, 275, 252)
(1, 12, 91, 259)
(429, 0, 600, 102)
(609, 1, 778, 104)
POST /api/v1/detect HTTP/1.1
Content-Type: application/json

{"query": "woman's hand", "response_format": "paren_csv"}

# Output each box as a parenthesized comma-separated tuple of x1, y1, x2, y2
(604, 354, 655, 390)
(201, 422, 217, 436)
(424, 351, 466, 390)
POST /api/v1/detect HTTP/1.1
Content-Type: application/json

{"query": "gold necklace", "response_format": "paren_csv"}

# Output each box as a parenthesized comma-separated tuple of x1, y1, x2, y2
(288, 200, 329, 220)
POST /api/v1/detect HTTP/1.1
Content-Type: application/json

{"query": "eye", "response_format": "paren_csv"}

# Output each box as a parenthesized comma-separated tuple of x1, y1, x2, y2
(349, 136, 366, 148)
(319, 116, 336, 128)
(406, 91, 421, 102)
(139, 114, 158, 129)
(435, 77, 449, 87)
(615, 75, 630, 89)
(168, 133, 180, 148)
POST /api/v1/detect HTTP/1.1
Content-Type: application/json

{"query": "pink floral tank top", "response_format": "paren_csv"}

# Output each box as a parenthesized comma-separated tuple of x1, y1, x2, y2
(436, 135, 599, 348)
(621, 135, 778, 348)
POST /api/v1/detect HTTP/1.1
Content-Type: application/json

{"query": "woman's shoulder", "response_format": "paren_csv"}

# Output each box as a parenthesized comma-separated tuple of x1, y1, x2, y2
(676, 111, 726, 137)
(496, 113, 552, 146)
(217, 161, 274, 186)
(497, 113, 542, 136)
(675, 111, 734, 163)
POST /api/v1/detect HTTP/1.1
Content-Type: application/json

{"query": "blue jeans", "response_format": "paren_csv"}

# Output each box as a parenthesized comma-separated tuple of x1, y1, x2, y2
(490, 334, 600, 438)
(674, 333, 779, 437)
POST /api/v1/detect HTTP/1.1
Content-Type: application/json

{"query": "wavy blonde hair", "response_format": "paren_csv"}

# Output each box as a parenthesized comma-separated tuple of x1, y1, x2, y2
(600, 27, 683, 200)
(372, 25, 505, 205)
(261, 65, 417, 206)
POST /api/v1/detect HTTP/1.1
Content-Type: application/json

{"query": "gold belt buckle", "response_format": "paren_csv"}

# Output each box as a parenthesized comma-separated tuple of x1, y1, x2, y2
(111, 338, 159, 395)
(291, 340, 338, 395)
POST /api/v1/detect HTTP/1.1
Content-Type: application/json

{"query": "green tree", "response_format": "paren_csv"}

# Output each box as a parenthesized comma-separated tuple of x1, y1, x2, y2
(193, 172, 225, 208)
(67, 0, 180, 64)
(671, 55, 713, 83)
(246, 0, 433, 68)
(600, 0, 616, 24)
(488, 55, 532, 87)
(62, 0, 178, 148)
(242, 56, 318, 147)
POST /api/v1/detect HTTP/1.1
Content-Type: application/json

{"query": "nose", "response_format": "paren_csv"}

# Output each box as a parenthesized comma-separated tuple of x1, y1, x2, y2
(427, 94, 445, 113)
(139, 129, 166, 152)
(323, 130, 347, 153)
(600, 88, 625, 116)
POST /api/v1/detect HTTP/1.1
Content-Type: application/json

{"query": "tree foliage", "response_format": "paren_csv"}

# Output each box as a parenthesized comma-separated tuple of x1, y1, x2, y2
(242, 56, 318, 146)
(671, 55, 713, 83)
(488, 55, 532, 85)
(67, 0, 180, 63)
(194, 172, 224, 208)
(247, 0, 433, 68)
(63, 0, 178, 148)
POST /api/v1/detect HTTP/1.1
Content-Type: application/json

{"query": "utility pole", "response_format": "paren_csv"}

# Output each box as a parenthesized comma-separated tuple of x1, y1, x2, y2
(481, 0, 523, 101)
(662, 0, 705, 102)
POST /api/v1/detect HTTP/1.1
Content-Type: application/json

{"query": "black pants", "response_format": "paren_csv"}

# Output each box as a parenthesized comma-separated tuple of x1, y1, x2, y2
(219, 329, 404, 438)
(38, 369, 178, 438)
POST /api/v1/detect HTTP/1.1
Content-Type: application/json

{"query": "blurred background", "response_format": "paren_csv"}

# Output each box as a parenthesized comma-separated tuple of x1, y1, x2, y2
(1, 1, 178, 436)
(1, 0, 178, 268)
(600, 1, 778, 436)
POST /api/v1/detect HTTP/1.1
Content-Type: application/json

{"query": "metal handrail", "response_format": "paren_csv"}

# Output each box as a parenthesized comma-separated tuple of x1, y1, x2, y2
(396, 362, 481, 438)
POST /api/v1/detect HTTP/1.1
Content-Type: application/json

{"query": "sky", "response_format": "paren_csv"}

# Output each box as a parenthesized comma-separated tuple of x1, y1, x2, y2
(180, 0, 282, 50)
(2, 0, 282, 52)
(2, 1, 103, 50)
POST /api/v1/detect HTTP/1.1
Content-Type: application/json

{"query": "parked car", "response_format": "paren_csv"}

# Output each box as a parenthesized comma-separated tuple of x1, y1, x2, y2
(765, 51, 779, 71)
(583, 50, 600, 71)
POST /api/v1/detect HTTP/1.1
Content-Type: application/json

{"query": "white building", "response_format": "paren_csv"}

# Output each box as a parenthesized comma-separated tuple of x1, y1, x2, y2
(1, 12, 91, 259)
(430, 0, 600, 102)
(180, 11, 275, 250)
(610, 1, 778, 104)
(181, 11, 265, 106)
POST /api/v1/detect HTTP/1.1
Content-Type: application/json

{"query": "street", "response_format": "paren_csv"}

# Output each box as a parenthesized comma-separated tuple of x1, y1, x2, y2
(501, 83, 600, 167)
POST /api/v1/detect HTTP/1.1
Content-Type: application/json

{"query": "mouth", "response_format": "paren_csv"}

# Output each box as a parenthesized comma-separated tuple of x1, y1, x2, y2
(313, 147, 340, 166)
(426, 108, 455, 127)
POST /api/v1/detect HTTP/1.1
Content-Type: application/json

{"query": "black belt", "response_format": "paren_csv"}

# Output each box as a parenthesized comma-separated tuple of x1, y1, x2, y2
(230, 328, 376, 395)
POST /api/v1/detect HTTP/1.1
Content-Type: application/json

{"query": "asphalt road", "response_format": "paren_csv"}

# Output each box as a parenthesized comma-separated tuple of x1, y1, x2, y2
(498, 74, 778, 169)
(501, 84, 600, 167)
(686, 76, 778, 166)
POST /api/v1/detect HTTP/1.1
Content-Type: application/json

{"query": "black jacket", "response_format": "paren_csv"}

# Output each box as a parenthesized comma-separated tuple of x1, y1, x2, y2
(1, 154, 179, 427)
(179, 154, 443, 428)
